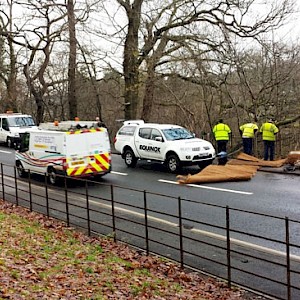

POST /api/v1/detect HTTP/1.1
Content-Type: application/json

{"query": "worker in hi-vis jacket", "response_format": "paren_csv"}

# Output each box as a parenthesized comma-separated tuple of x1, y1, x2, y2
(239, 122, 258, 155)
(213, 119, 231, 154)
(259, 118, 279, 161)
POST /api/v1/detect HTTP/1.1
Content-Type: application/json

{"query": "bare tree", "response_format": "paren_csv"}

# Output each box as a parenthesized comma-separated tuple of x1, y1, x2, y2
(0, 1, 18, 111)
(1, 0, 101, 122)
(114, 0, 293, 120)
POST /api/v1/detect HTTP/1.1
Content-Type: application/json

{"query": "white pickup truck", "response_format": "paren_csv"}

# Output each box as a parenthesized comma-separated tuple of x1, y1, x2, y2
(114, 120, 216, 173)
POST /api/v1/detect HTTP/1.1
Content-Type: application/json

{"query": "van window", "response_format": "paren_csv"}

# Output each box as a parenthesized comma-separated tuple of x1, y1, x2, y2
(18, 133, 30, 152)
(8, 116, 35, 127)
(2, 118, 9, 131)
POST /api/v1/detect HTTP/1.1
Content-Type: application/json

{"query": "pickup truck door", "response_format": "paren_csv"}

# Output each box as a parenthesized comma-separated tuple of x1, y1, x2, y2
(135, 128, 164, 160)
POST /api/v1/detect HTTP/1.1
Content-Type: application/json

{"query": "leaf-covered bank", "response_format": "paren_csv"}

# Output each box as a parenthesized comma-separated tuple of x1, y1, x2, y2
(0, 200, 264, 300)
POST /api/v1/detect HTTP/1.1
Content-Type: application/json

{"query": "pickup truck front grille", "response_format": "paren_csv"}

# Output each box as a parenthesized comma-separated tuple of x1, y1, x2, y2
(193, 154, 213, 160)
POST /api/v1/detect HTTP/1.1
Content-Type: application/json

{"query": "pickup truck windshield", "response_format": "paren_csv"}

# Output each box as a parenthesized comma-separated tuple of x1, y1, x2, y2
(7, 117, 36, 127)
(162, 128, 194, 141)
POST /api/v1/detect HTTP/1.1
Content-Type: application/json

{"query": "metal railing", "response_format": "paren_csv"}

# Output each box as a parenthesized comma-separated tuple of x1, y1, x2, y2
(1, 162, 300, 300)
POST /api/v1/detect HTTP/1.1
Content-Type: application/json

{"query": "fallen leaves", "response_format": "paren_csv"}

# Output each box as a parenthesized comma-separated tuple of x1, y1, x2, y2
(0, 199, 264, 300)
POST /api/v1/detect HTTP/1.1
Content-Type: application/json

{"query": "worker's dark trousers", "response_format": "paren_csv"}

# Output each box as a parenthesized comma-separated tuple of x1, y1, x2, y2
(242, 138, 253, 155)
(263, 140, 275, 161)
(217, 140, 228, 154)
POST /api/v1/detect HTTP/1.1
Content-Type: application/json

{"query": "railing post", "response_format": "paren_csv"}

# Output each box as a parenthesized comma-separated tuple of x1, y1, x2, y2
(285, 217, 291, 300)
(44, 174, 49, 217)
(14, 167, 18, 206)
(64, 176, 69, 226)
(226, 206, 231, 288)
(85, 181, 91, 236)
(178, 196, 184, 269)
(111, 185, 116, 242)
(28, 171, 32, 211)
(143, 190, 149, 255)
(1, 163, 5, 200)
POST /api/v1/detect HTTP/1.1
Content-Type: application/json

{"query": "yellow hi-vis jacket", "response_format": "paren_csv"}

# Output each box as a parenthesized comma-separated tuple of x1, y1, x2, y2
(259, 122, 279, 141)
(239, 123, 258, 138)
(213, 123, 231, 141)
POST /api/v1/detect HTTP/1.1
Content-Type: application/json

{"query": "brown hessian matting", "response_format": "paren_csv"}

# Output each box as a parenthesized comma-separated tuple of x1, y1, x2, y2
(177, 152, 288, 184)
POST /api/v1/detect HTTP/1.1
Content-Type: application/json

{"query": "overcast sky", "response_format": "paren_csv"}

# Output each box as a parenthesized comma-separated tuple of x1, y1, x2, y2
(272, 1, 300, 42)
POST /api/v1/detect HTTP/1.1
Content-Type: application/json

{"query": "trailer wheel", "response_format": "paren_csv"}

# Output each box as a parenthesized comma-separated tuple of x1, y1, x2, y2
(16, 162, 27, 178)
(124, 149, 137, 168)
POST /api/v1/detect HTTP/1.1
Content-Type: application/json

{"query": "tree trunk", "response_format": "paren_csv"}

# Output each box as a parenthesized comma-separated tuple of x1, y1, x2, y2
(1, 5, 17, 112)
(122, 0, 143, 120)
(141, 66, 155, 122)
(31, 87, 44, 125)
(67, 0, 77, 119)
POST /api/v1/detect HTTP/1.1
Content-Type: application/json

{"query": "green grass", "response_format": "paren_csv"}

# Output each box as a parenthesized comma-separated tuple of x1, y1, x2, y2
(0, 201, 246, 300)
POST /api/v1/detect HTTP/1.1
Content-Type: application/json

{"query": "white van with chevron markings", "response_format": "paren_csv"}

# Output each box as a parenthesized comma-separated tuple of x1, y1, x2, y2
(15, 121, 111, 184)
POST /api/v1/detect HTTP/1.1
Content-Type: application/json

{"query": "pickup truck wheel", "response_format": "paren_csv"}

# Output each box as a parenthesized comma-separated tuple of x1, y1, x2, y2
(16, 162, 27, 178)
(165, 154, 181, 173)
(124, 149, 137, 168)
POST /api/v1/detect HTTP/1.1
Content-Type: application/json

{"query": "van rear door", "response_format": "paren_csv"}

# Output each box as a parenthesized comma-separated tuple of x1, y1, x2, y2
(65, 129, 111, 177)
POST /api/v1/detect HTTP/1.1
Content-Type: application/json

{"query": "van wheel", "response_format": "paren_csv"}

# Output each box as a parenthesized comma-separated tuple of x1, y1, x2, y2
(124, 149, 137, 168)
(165, 154, 181, 173)
(48, 168, 58, 185)
(16, 162, 28, 178)
(7, 137, 13, 148)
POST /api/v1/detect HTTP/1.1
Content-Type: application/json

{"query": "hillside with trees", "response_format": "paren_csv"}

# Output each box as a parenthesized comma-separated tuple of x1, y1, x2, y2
(0, 0, 299, 156)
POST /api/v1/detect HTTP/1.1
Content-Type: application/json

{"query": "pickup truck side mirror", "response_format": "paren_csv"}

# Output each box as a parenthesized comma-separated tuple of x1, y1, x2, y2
(155, 136, 163, 142)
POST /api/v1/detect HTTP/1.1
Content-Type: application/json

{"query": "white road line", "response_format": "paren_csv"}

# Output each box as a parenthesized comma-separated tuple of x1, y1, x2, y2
(158, 179, 253, 195)
(86, 199, 300, 262)
(190, 227, 300, 262)
(4, 178, 299, 262)
(0, 150, 12, 154)
(111, 171, 128, 176)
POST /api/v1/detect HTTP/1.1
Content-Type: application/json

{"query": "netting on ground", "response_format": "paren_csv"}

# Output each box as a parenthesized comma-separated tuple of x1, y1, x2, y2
(177, 153, 288, 184)
(227, 153, 287, 168)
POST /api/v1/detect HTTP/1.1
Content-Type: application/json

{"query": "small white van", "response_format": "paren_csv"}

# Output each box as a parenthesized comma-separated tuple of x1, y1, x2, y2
(15, 121, 111, 184)
(0, 112, 38, 148)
